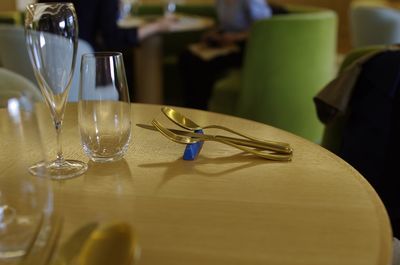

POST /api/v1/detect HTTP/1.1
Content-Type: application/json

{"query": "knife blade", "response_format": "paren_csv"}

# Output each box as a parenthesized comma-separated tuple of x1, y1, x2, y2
(136, 123, 292, 154)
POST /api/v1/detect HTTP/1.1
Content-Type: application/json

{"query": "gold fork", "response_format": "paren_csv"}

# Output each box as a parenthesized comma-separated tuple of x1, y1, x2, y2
(152, 119, 292, 161)
(161, 106, 292, 150)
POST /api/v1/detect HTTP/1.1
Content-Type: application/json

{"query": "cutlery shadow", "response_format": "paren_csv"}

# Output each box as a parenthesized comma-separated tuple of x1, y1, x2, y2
(138, 153, 273, 189)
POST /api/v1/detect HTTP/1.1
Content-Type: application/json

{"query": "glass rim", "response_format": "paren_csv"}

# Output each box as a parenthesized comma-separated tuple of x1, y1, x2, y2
(27, 2, 75, 7)
(82, 52, 123, 59)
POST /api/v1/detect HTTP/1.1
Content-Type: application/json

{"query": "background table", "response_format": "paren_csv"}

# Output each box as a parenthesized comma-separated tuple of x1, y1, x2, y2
(9, 103, 395, 265)
(119, 15, 214, 104)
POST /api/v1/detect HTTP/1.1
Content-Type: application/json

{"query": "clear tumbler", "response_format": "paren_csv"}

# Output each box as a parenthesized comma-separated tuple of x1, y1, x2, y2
(78, 52, 131, 163)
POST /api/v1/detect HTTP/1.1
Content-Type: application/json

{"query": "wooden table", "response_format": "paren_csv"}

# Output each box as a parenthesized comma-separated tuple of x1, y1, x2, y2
(4, 103, 394, 265)
(352, 0, 400, 8)
(118, 15, 214, 104)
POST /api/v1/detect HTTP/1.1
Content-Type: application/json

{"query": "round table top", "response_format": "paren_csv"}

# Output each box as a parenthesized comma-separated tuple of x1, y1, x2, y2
(2, 103, 393, 265)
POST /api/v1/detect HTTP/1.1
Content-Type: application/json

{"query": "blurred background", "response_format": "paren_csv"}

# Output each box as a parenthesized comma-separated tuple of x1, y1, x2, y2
(0, 0, 353, 55)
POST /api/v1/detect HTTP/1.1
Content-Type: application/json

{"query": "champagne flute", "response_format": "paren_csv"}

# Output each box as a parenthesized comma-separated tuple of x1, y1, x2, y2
(0, 92, 53, 261)
(25, 3, 87, 179)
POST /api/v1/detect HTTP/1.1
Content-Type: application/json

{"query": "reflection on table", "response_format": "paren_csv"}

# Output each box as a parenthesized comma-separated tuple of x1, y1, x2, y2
(1, 103, 393, 265)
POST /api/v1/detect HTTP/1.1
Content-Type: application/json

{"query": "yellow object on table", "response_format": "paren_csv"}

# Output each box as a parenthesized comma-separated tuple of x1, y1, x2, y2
(78, 222, 138, 265)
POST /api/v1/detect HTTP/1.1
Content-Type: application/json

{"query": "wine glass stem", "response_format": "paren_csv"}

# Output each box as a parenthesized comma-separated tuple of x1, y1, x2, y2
(0, 205, 5, 224)
(55, 120, 65, 164)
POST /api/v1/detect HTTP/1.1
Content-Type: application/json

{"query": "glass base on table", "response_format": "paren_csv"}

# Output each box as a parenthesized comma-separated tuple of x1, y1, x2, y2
(29, 160, 87, 180)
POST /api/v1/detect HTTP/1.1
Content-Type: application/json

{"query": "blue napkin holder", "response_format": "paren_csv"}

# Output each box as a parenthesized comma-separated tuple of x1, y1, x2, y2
(183, 129, 204, 160)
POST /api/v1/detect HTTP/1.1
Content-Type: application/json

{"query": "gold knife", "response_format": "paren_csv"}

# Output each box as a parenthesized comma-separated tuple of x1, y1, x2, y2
(136, 123, 292, 154)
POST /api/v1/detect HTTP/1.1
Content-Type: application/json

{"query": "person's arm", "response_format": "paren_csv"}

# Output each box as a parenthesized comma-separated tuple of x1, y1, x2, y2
(137, 17, 175, 41)
(99, 0, 176, 48)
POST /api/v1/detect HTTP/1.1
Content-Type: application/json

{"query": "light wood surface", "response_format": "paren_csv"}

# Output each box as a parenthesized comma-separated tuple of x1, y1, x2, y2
(352, 0, 400, 8)
(2, 103, 393, 265)
(0, 0, 15, 12)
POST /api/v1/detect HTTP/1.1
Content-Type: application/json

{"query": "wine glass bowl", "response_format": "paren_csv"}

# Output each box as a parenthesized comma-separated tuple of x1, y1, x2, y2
(0, 93, 53, 260)
(25, 3, 87, 179)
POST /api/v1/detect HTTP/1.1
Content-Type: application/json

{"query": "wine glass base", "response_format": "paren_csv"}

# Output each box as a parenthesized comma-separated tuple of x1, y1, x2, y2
(30, 160, 87, 180)
(28, 160, 47, 177)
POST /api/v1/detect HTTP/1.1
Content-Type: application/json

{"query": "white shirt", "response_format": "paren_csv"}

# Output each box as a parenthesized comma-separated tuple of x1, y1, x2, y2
(215, 0, 272, 32)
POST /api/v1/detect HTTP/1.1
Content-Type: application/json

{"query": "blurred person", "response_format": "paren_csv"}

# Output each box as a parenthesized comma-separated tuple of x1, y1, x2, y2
(38, 0, 173, 50)
(37, 0, 175, 100)
(179, 0, 272, 110)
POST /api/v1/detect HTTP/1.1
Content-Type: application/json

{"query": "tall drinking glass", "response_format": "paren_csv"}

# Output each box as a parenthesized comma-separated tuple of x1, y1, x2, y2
(119, 0, 141, 20)
(78, 52, 131, 163)
(0, 92, 53, 260)
(164, 0, 177, 18)
(25, 3, 87, 179)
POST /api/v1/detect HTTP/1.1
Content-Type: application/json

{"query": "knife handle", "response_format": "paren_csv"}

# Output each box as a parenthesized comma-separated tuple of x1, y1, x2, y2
(215, 135, 292, 154)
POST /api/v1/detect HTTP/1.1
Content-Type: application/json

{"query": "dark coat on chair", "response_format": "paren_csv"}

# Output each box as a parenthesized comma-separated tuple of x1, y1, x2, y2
(338, 50, 400, 237)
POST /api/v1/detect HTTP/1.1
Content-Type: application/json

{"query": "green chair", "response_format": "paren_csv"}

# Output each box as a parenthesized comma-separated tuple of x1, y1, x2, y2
(209, 6, 337, 142)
